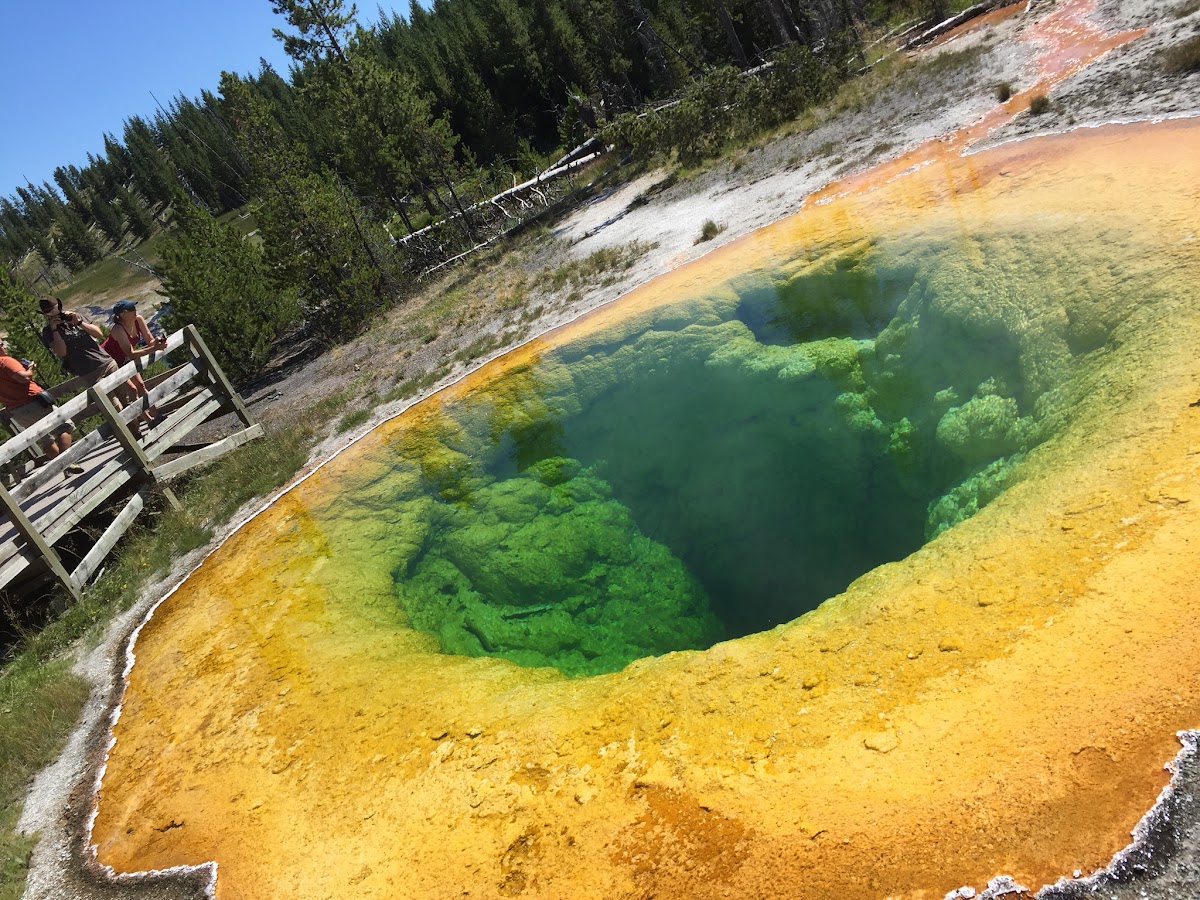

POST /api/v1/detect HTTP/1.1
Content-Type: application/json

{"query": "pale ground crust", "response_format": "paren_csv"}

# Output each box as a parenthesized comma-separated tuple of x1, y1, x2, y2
(17, 1, 1200, 898)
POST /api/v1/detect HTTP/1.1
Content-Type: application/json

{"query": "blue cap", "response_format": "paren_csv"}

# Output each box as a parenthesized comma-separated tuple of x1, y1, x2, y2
(113, 299, 137, 316)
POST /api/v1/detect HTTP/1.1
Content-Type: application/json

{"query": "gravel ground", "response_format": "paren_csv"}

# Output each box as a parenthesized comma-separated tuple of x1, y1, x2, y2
(15, 2, 1200, 898)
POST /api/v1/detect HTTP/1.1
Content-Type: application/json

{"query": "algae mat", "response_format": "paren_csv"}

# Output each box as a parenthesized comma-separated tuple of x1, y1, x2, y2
(91, 118, 1200, 899)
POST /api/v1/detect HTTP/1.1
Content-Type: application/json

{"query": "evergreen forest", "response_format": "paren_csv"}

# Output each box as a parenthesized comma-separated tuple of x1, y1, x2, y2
(0, 0, 954, 379)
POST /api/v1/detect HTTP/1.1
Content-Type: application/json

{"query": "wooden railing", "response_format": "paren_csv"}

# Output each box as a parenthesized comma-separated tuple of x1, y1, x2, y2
(0, 325, 262, 601)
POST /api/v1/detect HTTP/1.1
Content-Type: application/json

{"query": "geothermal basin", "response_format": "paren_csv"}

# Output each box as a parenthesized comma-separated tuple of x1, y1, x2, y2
(89, 115, 1200, 899)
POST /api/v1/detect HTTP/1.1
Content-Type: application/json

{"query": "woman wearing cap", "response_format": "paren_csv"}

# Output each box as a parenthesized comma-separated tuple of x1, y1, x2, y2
(101, 299, 168, 426)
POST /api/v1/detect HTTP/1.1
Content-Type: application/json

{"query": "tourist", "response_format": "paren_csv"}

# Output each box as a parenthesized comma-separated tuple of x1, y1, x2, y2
(100, 299, 168, 425)
(39, 297, 126, 405)
(0, 338, 73, 458)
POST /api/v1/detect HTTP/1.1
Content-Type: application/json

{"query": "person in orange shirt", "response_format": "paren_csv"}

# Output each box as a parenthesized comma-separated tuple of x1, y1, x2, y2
(0, 338, 73, 457)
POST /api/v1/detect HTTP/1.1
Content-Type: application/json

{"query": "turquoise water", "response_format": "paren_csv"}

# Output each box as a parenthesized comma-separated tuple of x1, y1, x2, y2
(309, 223, 1144, 675)
(382, 237, 1059, 673)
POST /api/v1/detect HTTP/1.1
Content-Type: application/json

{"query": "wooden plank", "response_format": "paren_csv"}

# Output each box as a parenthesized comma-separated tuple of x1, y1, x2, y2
(153, 424, 264, 481)
(3, 440, 127, 538)
(11, 422, 112, 502)
(142, 393, 220, 460)
(0, 455, 135, 591)
(46, 375, 87, 400)
(143, 362, 192, 391)
(185, 326, 255, 427)
(90, 389, 180, 511)
(69, 492, 144, 591)
(0, 399, 84, 466)
(40, 457, 138, 546)
(0, 544, 42, 591)
(0, 482, 80, 602)
(0, 441, 128, 588)
(91, 390, 148, 472)
(112, 362, 201, 428)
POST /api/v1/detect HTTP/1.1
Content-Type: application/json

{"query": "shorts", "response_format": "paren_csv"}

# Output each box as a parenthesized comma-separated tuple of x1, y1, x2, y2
(83, 357, 133, 407)
(9, 399, 74, 443)
(82, 357, 119, 386)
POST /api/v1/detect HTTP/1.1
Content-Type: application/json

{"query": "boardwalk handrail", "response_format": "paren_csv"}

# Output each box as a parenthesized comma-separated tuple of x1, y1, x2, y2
(0, 324, 261, 602)
(0, 329, 189, 466)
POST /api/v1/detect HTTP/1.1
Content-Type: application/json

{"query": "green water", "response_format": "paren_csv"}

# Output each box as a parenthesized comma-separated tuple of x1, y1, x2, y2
(313, 224, 1146, 676)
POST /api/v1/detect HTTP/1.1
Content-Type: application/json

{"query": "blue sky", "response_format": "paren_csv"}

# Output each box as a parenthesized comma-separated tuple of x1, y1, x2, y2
(0, 1, 401, 201)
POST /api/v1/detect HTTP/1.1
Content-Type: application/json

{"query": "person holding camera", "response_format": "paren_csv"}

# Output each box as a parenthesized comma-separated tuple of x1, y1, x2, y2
(39, 297, 123, 395)
(100, 299, 168, 426)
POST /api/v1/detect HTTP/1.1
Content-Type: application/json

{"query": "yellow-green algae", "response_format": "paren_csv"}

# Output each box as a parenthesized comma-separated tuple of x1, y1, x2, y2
(90, 119, 1200, 900)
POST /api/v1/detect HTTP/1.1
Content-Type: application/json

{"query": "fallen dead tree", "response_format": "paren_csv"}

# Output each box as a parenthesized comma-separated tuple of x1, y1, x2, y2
(899, 0, 1024, 51)
(400, 138, 609, 275)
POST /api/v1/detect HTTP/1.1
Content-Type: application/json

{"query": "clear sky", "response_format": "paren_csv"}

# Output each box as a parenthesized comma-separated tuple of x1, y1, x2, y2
(0, 1, 397, 201)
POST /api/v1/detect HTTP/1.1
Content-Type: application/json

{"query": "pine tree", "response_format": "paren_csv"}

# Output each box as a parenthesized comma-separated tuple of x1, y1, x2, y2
(220, 73, 399, 344)
(270, 0, 358, 71)
(0, 268, 64, 382)
(115, 185, 154, 242)
(712, 0, 750, 68)
(54, 205, 103, 271)
(123, 116, 177, 211)
(89, 193, 126, 246)
(159, 196, 299, 378)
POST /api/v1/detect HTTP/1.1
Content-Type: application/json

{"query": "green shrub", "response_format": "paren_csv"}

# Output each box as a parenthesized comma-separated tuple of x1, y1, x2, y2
(159, 197, 301, 380)
(695, 220, 726, 244)
(611, 41, 846, 167)
(995, 81, 1013, 102)
(1028, 94, 1052, 115)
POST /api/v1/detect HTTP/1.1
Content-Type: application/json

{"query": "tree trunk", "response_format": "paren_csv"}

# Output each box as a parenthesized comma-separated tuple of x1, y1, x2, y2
(439, 170, 479, 245)
(394, 198, 415, 235)
(713, 0, 751, 68)
(761, 0, 798, 45)
(621, 0, 676, 93)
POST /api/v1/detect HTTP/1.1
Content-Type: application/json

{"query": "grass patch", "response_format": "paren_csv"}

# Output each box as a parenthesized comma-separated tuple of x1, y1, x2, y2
(695, 220, 726, 244)
(1028, 94, 1052, 115)
(337, 409, 372, 434)
(55, 230, 173, 305)
(453, 334, 503, 364)
(495, 283, 529, 313)
(995, 81, 1013, 102)
(1, 660, 90, 900)
(384, 365, 453, 403)
(1162, 34, 1200, 74)
(536, 240, 656, 294)
(814, 139, 839, 159)
(914, 42, 987, 80)
(1173, 0, 1200, 16)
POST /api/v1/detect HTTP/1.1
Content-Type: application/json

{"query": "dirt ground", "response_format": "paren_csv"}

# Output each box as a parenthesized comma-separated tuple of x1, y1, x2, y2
(16, 1, 1200, 898)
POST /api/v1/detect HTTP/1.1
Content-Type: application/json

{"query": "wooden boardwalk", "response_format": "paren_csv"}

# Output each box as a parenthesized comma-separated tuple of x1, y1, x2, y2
(0, 325, 262, 601)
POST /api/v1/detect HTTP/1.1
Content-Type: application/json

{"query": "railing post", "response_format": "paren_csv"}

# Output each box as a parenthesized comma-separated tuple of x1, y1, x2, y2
(184, 325, 255, 428)
(0, 482, 81, 602)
